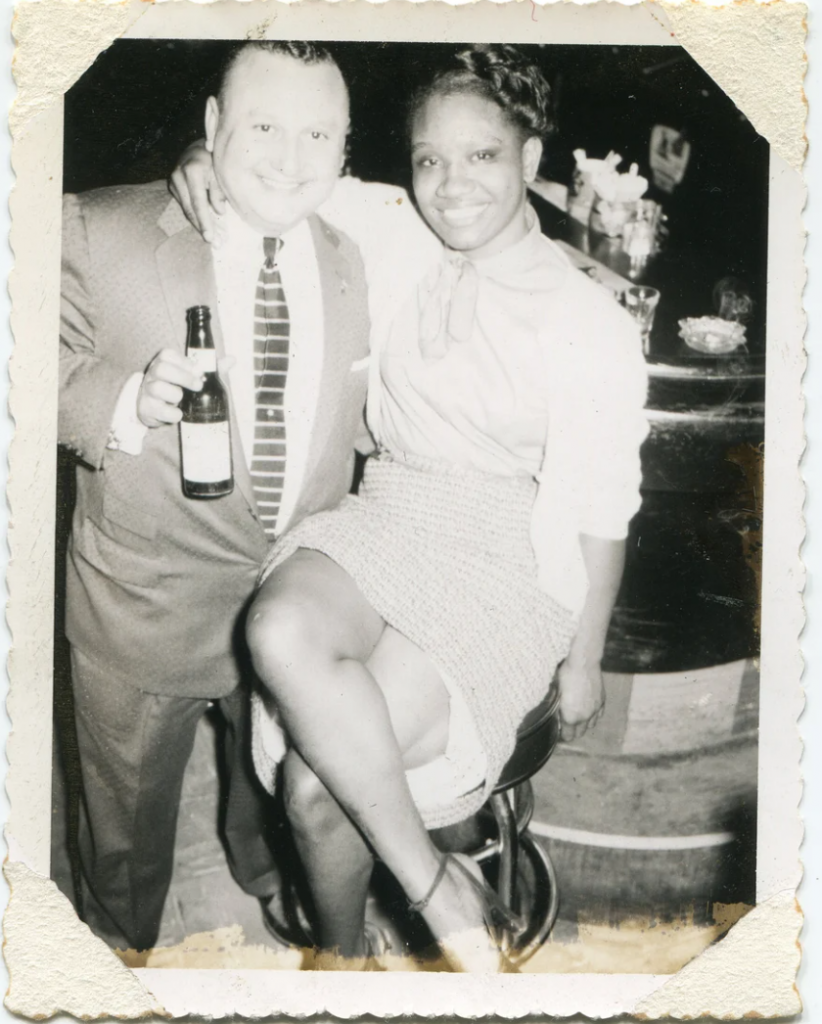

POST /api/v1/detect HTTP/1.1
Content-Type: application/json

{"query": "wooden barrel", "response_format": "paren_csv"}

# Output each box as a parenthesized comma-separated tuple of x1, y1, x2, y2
(529, 659, 758, 922)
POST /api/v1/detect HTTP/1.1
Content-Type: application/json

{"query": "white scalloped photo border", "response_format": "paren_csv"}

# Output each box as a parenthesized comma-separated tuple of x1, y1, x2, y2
(5, 1, 806, 1018)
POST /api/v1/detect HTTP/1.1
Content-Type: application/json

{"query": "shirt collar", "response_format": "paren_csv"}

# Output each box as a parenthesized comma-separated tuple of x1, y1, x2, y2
(218, 203, 305, 260)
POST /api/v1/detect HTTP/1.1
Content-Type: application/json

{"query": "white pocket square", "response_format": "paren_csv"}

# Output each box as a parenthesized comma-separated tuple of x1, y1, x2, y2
(350, 356, 371, 372)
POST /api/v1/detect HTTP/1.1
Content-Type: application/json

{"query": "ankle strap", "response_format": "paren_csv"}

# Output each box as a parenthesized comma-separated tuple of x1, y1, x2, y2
(408, 855, 449, 914)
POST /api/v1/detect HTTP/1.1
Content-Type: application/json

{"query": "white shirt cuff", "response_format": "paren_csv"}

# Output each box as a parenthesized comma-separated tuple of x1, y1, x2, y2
(106, 372, 148, 456)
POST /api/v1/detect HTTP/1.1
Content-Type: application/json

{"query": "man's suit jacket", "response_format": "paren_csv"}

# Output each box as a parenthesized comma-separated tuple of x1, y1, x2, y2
(59, 181, 370, 699)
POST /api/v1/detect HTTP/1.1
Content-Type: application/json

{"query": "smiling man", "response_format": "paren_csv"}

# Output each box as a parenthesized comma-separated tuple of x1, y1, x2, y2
(206, 47, 348, 235)
(58, 41, 379, 952)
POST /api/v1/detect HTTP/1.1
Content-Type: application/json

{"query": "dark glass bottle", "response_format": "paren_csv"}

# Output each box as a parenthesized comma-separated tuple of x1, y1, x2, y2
(179, 305, 233, 499)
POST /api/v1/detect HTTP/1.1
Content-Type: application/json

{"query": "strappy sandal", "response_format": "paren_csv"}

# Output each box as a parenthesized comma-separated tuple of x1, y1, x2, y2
(409, 853, 524, 972)
(362, 921, 392, 971)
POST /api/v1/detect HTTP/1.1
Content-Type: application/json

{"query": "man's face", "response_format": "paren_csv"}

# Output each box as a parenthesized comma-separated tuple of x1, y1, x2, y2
(205, 51, 349, 235)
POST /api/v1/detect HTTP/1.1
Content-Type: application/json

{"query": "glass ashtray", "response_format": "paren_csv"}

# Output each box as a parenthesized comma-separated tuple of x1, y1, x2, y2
(678, 316, 747, 355)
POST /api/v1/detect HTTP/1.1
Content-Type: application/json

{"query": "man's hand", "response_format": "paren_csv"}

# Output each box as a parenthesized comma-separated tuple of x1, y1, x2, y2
(558, 656, 605, 742)
(169, 140, 226, 245)
(137, 349, 203, 428)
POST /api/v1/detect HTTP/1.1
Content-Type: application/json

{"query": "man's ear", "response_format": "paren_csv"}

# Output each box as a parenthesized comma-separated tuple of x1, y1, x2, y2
(522, 137, 543, 183)
(205, 97, 219, 153)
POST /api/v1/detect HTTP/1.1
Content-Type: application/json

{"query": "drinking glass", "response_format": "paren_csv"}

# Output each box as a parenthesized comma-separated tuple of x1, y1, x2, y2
(623, 286, 661, 355)
(589, 195, 633, 238)
(622, 200, 663, 277)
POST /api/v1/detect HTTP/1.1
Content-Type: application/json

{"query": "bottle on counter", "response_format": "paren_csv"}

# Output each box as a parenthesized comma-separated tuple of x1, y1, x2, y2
(179, 305, 233, 499)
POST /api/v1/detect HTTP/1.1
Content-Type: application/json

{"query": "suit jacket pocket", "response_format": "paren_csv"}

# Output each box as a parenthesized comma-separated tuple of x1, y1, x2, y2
(74, 516, 164, 589)
(102, 491, 159, 541)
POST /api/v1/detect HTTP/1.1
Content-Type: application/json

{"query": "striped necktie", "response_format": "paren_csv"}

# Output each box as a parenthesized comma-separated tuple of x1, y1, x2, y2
(250, 236, 289, 538)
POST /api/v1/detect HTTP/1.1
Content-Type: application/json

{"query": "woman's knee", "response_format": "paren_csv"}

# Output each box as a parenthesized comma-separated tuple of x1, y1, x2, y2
(247, 552, 383, 689)
(246, 585, 319, 690)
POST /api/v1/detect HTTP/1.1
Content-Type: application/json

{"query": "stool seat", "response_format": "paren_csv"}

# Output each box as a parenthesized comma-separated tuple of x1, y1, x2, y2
(496, 677, 561, 791)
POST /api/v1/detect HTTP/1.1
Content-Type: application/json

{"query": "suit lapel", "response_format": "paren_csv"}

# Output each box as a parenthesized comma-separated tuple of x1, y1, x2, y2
(299, 215, 361, 494)
(155, 205, 258, 518)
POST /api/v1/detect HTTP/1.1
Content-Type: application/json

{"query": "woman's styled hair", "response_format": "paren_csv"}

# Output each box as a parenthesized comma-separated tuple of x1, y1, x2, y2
(407, 44, 554, 142)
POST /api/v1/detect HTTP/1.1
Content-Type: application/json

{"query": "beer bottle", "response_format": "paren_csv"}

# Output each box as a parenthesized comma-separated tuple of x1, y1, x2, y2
(179, 305, 233, 498)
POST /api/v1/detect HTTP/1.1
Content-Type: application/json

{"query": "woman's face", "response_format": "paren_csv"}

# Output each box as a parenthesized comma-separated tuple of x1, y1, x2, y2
(411, 91, 542, 260)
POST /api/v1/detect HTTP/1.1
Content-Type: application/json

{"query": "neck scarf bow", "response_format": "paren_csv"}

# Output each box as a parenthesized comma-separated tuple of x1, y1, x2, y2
(418, 252, 480, 361)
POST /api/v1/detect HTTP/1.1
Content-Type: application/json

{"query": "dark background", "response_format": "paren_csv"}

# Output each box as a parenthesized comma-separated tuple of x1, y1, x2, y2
(64, 40, 768, 297)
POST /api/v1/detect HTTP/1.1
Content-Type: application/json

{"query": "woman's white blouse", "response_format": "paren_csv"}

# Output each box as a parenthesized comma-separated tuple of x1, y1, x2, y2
(368, 212, 650, 617)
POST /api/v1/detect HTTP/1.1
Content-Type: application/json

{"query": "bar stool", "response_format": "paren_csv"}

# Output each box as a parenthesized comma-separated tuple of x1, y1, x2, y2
(267, 679, 563, 966)
(462, 677, 562, 966)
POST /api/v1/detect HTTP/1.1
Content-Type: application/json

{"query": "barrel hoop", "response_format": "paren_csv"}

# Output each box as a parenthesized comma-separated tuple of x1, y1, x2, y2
(530, 821, 735, 851)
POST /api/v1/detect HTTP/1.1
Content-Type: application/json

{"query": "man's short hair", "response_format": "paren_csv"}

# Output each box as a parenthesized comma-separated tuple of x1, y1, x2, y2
(217, 41, 341, 108)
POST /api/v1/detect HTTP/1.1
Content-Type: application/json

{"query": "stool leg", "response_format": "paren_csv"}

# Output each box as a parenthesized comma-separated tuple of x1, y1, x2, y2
(490, 791, 518, 913)
(513, 780, 534, 834)
(510, 832, 561, 966)
(510, 782, 533, 913)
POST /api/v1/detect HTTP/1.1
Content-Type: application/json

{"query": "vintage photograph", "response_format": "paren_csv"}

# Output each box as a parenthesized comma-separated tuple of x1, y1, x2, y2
(53, 34, 767, 967)
(6, 1, 805, 1018)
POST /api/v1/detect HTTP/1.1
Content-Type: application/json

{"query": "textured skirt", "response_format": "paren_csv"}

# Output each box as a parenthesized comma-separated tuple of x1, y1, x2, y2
(252, 452, 576, 829)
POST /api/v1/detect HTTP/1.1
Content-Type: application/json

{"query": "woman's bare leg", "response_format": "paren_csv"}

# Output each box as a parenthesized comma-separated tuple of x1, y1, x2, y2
(280, 625, 452, 961)
(283, 749, 374, 962)
(248, 552, 498, 970)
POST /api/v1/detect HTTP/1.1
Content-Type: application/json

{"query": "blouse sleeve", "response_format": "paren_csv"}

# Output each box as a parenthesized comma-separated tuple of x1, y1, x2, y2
(530, 281, 649, 615)
(570, 298, 649, 539)
(317, 177, 441, 332)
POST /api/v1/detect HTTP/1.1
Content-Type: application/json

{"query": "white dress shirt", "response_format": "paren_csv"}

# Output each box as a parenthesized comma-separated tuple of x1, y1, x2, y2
(212, 205, 323, 534)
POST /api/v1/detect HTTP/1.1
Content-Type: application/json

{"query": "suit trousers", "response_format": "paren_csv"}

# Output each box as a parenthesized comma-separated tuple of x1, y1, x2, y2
(70, 646, 283, 951)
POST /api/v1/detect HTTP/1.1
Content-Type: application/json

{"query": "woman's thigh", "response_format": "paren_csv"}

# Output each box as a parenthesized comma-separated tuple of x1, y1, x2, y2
(252, 551, 450, 767)
(367, 627, 451, 771)
(250, 549, 386, 668)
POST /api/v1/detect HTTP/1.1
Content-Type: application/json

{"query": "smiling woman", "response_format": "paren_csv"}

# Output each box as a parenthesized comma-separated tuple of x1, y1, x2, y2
(410, 94, 542, 260)
(408, 45, 550, 259)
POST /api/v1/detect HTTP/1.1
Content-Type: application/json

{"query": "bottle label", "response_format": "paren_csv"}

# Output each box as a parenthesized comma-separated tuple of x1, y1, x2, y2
(180, 421, 231, 483)
(187, 348, 217, 375)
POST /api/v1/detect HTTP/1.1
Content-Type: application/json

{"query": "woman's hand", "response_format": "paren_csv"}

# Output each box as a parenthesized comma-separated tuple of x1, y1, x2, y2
(558, 657, 605, 742)
(169, 140, 226, 245)
(556, 534, 623, 742)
